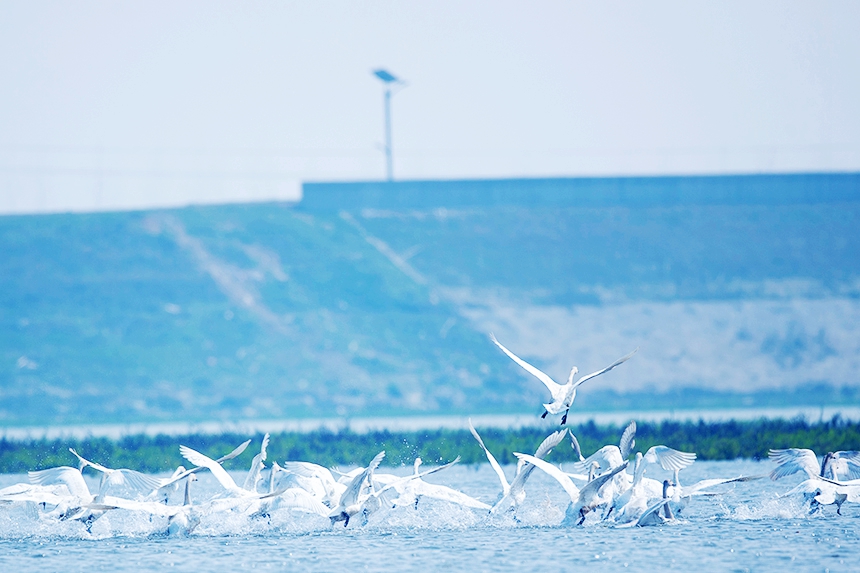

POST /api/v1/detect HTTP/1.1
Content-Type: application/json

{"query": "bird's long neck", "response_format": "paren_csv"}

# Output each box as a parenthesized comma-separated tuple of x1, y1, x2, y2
(268, 466, 278, 494)
(820, 452, 834, 478)
(95, 472, 108, 502)
(632, 454, 645, 487)
(662, 480, 674, 519)
(183, 477, 193, 506)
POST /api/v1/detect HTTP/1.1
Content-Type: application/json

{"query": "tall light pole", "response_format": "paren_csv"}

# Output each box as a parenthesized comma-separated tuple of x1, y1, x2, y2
(372, 69, 405, 182)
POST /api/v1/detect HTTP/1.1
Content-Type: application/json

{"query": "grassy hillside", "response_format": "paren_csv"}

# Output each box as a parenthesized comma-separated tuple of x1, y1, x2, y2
(2, 176, 859, 425)
(0, 205, 532, 425)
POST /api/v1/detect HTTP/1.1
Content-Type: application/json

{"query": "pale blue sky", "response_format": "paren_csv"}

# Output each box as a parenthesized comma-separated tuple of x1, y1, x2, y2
(1, 1, 858, 213)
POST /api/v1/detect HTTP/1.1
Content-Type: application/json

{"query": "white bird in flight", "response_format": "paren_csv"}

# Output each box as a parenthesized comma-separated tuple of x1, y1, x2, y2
(769, 448, 860, 481)
(491, 334, 637, 425)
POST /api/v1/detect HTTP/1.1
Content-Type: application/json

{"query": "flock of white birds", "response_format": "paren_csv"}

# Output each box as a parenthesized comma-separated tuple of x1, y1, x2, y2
(1, 336, 859, 536)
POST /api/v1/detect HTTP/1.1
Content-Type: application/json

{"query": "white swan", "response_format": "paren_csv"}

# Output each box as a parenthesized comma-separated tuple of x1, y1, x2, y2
(248, 463, 330, 518)
(26, 464, 112, 531)
(281, 460, 346, 507)
(328, 453, 460, 527)
(666, 474, 763, 515)
(769, 448, 860, 481)
(781, 476, 860, 515)
(514, 453, 629, 525)
(491, 334, 637, 425)
(639, 445, 697, 487)
(328, 451, 386, 527)
(0, 480, 83, 515)
(606, 452, 650, 523)
(469, 420, 567, 515)
(68, 448, 162, 498)
(384, 458, 490, 511)
(242, 433, 270, 492)
(28, 466, 92, 499)
(149, 439, 251, 502)
(179, 444, 287, 502)
(573, 420, 637, 475)
(627, 479, 675, 527)
(93, 474, 202, 536)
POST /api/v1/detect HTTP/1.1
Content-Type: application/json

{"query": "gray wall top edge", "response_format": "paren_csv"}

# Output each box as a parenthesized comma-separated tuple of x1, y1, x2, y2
(300, 172, 860, 210)
(304, 171, 860, 187)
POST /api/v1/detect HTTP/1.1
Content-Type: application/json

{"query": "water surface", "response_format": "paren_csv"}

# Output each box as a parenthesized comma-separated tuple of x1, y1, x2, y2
(0, 460, 856, 572)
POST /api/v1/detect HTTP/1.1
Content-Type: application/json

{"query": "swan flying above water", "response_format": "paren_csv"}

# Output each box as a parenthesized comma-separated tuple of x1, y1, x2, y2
(490, 334, 637, 425)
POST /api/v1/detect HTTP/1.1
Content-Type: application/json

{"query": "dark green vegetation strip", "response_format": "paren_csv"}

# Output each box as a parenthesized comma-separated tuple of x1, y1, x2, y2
(2, 417, 858, 474)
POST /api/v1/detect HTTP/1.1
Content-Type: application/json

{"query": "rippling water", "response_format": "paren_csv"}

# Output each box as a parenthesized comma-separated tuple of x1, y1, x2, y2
(1, 460, 857, 572)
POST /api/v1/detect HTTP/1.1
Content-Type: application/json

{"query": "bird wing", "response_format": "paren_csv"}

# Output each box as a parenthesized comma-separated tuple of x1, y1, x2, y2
(572, 348, 638, 389)
(413, 482, 491, 510)
(534, 428, 568, 458)
(217, 439, 252, 463)
(619, 421, 637, 460)
(569, 433, 585, 462)
(273, 488, 331, 516)
(0, 485, 70, 506)
(180, 445, 241, 493)
(68, 448, 115, 474)
(67, 448, 161, 496)
(768, 448, 819, 480)
(242, 433, 271, 491)
(68, 448, 96, 471)
(782, 478, 824, 497)
(509, 429, 567, 494)
(514, 453, 579, 501)
(158, 440, 253, 490)
(94, 496, 179, 518)
(367, 451, 386, 473)
(644, 445, 697, 471)
(634, 498, 671, 526)
(260, 433, 270, 461)
(0, 483, 39, 497)
(282, 461, 337, 486)
(490, 334, 561, 394)
(574, 445, 623, 473)
(832, 451, 860, 479)
(340, 451, 386, 507)
(680, 475, 764, 496)
(469, 419, 509, 494)
(110, 469, 163, 496)
(372, 457, 460, 499)
(28, 466, 91, 498)
(579, 462, 630, 499)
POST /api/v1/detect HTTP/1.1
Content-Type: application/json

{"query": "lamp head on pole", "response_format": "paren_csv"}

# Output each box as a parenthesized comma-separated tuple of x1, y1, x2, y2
(373, 69, 399, 84)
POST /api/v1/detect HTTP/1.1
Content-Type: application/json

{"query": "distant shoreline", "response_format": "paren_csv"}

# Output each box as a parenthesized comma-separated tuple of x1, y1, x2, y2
(3, 405, 859, 442)
(1, 415, 858, 474)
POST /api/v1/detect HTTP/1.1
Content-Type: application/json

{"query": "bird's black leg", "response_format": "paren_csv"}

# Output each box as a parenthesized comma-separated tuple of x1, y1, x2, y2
(541, 411, 548, 419)
(561, 411, 569, 425)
